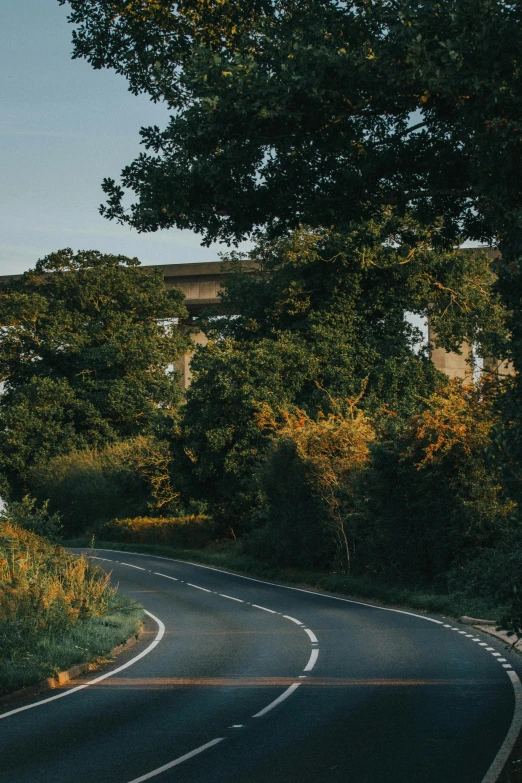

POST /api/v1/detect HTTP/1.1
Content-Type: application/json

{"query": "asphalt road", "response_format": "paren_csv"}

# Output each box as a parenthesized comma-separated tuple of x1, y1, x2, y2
(2, 548, 521, 783)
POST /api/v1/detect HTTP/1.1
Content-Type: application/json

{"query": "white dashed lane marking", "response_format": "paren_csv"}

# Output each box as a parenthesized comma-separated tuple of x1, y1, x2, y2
(219, 594, 244, 603)
(252, 683, 301, 718)
(304, 648, 320, 672)
(186, 583, 212, 593)
(125, 738, 225, 783)
(283, 615, 304, 626)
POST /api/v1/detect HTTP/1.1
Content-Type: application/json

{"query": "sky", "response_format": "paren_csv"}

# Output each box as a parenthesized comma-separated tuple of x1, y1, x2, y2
(0, 0, 240, 276)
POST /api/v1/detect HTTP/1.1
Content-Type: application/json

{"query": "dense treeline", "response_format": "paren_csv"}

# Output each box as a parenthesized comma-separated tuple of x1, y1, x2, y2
(1, 0, 522, 630)
(0, 236, 518, 621)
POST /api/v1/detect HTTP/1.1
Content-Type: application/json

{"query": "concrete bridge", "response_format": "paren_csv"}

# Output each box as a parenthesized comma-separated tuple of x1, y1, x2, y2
(0, 257, 511, 389)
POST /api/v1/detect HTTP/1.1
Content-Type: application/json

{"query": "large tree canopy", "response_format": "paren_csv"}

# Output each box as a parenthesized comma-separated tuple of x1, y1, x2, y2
(179, 222, 506, 524)
(60, 0, 522, 249)
(60, 0, 522, 498)
(0, 249, 189, 494)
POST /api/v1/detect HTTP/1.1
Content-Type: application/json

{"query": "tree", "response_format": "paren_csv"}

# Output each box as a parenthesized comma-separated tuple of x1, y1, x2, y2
(179, 332, 314, 527)
(179, 223, 505, 525)
(61, 0, 522, 504)
(60, 1, 522, 248)
(253, 400, 375, 573)
(362, 380, 516, 586)
(0, 249, 189, 495)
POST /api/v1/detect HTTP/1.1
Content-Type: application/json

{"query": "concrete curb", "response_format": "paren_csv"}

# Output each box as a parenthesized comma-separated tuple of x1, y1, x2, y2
(0, 624, 144, 709)
(473, 623, 522, 654)
(458, 615, 522, 653)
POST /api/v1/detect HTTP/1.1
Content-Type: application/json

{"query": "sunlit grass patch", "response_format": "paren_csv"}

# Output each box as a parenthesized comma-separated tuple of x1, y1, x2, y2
(0, 522, 144, 696)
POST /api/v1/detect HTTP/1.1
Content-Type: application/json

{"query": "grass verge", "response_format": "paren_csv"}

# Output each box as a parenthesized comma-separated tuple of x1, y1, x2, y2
(65, 538, 507, 622)
(0, 522, 144, 697)
(0, 593, 143, 697)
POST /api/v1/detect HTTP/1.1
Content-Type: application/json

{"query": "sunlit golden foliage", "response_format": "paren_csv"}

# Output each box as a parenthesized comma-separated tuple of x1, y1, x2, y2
(104, 514, 211, 548)
(402, 379, 498, 469)
(256, 398, 375, 572)
(0, 522, 114, 657)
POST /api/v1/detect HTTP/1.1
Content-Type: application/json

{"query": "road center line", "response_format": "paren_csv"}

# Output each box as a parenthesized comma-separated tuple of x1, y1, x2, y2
(219, 594, 244, 602)
(303, 628, 319, 644)
(186, 583, 212, 593)
(283, 615, 304, 626)
(120, 563, 146, 571)
(251, 604, 278, 614)
(304, 648, 319, 672)
(0, 610, 165, 721)
(252, 683, 301, 718)
(125, 738, 225, 783)
(153, 572, 178, 581)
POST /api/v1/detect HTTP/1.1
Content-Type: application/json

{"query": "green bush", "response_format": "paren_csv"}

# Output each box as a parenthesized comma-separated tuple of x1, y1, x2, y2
(359, 381, 517, 588)
(0, 520, 115, 656)
(242, 439, 333, 569)
(1, 496, 62, 541)
(28, 436, 178, 535)
(104, 515, 214, 548)
(446, 534, 522, 603)
(0, 518, 143, 695)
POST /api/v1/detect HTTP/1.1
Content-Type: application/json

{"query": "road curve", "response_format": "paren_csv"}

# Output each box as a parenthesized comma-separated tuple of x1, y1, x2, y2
(2, 548, 521, 783)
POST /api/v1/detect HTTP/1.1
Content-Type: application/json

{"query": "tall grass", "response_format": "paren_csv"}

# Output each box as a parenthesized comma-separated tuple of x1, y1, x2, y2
(0, 522, 143, 695)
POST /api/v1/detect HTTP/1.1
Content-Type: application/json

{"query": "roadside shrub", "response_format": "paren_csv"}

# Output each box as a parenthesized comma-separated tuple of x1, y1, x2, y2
(0, 520, 115, 658)
(1, 496, 62, 541)
(29, 436, 178, 535)
(445, 532, 522, 603)
(361, 379, 517, 587)
(243, 400, 375, 572)
(104, 515, 213, 548)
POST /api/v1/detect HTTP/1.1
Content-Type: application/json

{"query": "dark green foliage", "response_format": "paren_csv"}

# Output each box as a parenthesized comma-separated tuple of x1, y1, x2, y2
(359, 382, 517, 588)
(29, 437, 178, 536)
(179, 333, 312, 528)
(61, 0, 522, 519)
(218, 227, 505, 403)
(60, 1, 522, 252)
(0, 249, 189, 495)
(446, 534, 522, 606)
(243, 440, 333, 569)
(180, 225, 504, 526)
(1, 496, 62, 541)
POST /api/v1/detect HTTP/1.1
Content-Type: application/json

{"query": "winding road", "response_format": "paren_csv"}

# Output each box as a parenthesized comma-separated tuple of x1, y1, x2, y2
(2, 548, 521, 783)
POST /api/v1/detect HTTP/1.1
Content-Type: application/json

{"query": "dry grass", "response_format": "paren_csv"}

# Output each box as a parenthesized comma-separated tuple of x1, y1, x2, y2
(0, 522, 143, 695)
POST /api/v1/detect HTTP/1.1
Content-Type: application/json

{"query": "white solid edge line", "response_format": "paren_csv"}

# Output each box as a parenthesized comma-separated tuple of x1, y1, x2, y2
(283, 615, 304, 626)
(120, 563, 146, 571)
(81, 548, 522, 781)
(304, 648, 319, 672)
(91, 548, 444, 625)
(153, 572, 178, 581)
(253, 683, 301, 718)
(481, 670, 522, 783)
(125, 738, 225, 783)
(251, 604, 278, 614)
(303, 628, 319, 644)
(0, 610, 165, 721)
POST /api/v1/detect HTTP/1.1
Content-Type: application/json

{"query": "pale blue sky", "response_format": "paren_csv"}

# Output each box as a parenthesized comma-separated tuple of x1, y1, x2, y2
(0, 0, 235, 276)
